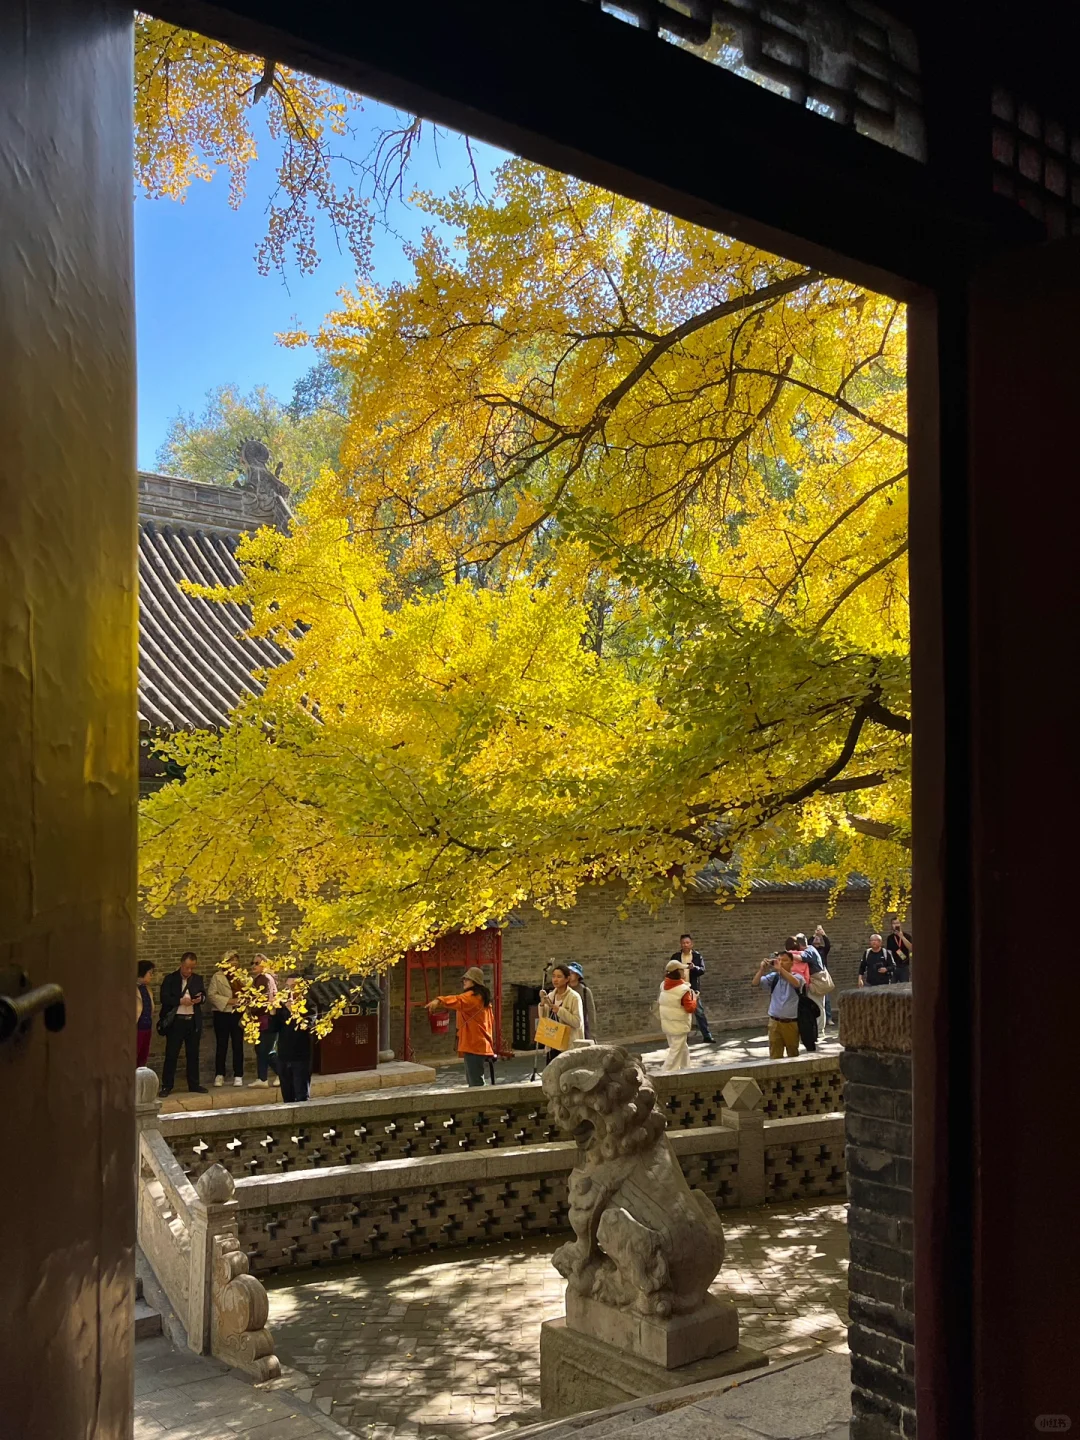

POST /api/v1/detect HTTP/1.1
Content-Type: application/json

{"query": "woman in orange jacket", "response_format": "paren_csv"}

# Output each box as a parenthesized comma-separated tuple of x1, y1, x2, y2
(426, 965, 495, 1087)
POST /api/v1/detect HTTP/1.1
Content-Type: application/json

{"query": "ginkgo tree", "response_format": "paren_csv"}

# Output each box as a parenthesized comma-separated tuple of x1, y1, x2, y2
(135, 16, 479, 275)
(140, 160, 911, 976)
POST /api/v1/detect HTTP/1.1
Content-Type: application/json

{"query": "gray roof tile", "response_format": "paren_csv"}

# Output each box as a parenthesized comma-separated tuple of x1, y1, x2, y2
(138, 473, 288, 732)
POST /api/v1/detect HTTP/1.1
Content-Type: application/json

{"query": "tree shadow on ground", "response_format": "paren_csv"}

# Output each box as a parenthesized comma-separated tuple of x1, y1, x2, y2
(264, 1201, 849, 1440)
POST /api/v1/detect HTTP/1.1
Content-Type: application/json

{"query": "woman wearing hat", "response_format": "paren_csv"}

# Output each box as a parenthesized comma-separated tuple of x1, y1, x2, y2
(658, 958, 698, 1072)
(538, 965, 584, 1064)
(426, 967, 496, 1087)
(565, 963, 597, 1040)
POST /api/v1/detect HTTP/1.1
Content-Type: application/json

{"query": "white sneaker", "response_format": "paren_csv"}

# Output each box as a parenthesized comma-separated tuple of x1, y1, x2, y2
(214, 1075, 225, 1087)
(249, 1078, 269, 1088)
(270, 1075, 280, 1087)
(233, 1077, 244, 1086)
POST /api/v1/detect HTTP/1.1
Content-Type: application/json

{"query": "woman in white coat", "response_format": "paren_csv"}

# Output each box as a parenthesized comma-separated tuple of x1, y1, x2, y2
(539, 964, 584, 1064)
(658, 958, 698, 1071)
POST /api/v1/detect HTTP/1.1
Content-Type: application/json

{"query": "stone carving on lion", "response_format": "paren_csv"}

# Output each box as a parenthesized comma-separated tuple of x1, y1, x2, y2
(542, 1044, 726, 1318)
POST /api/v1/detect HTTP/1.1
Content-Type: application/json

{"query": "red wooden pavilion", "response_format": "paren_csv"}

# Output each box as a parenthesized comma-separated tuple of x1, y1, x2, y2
(402, 926, 504, 1062)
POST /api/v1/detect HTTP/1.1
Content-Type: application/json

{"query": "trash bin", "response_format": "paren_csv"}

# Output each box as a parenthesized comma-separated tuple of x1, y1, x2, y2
(512, 984, 542, 1048)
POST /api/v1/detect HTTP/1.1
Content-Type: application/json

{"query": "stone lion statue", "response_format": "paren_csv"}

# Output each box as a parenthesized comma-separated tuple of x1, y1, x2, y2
(543, 1044, 726, 1318)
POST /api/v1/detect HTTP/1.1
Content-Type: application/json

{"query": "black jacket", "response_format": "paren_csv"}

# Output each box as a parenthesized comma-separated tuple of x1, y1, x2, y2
(670, 949, 706, 993)
(159, 970, 206, 1032)
(859, 949, 896, 985)
(270, 1005, 314, 1065)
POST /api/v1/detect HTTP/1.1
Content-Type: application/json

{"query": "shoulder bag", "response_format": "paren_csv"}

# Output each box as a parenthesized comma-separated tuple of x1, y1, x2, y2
(809, 967, 836, 998)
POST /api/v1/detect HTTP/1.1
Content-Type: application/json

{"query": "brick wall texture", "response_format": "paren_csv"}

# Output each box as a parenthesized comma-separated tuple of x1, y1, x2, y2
(842, 1046, 915, 1440)
(138, 884, 897, 1068)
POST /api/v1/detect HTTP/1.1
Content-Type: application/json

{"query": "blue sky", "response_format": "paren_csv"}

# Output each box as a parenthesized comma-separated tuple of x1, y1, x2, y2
(136, 103, 507, 469)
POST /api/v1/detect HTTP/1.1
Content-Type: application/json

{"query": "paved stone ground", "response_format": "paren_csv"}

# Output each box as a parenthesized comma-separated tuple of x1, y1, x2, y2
(422, 1024, 842, 1091)
(135, 1334, 355, 1440)
(262, 1200, 849, 1440)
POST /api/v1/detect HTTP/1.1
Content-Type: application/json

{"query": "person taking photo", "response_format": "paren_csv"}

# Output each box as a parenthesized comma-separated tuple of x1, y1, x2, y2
(885, 921, 913, 983)
(753, 947, 807, 1059)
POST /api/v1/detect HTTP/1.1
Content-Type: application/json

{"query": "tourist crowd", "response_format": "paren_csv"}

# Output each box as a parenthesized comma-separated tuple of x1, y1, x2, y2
(659, 920, 912, 1069)
(136, 952, 317, 1100)
(136, 917, 913, 1094)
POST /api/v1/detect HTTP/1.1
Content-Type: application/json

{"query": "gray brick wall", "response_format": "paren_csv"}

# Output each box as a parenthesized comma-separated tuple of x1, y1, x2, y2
(841, 990, 915, 1440)
(137, 883, 892, 1069)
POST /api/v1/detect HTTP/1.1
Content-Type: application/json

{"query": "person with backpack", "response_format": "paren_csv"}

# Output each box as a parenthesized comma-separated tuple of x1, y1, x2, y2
(658, 958, 698, 1072)
(859, 933, 897, 986)
(426, 965, 497, 1086)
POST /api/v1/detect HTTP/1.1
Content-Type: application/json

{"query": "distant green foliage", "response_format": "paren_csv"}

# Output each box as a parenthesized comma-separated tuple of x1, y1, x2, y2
(156, 366, 347, 492)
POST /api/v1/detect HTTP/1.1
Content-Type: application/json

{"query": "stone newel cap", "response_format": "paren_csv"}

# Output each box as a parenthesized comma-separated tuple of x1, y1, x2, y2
(196, 1163, 236, 1205)
(135, 1066, 160, 1106)
(721, 1076, 764, 1111)
(839, 984, 912, 1054)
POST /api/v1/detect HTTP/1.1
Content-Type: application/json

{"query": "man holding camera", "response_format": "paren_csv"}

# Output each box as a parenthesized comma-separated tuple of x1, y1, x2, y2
(753, 948, 807, 1059)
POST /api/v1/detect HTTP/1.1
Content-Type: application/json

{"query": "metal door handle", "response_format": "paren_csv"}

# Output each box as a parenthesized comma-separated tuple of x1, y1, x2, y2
(0, 972, 66, 1043)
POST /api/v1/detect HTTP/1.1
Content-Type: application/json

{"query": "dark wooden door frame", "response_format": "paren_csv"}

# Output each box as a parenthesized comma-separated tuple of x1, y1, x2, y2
(104, 3, 1068, 1433)
(154, 0, 1039, 295)
(140, 9, 1030, 1439)
(1, 1, 137, 1435)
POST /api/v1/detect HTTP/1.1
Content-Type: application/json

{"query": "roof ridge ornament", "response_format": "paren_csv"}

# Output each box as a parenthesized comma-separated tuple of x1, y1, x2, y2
(234, 438, 291, 504)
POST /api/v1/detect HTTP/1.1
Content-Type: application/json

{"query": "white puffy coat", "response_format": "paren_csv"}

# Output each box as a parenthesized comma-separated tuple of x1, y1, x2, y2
(658, 980, 694, 1036)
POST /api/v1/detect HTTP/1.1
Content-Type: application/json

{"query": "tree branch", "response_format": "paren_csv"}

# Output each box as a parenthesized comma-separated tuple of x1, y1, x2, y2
(845, 813, 910, 846)
(812, 540, 909, 635)
(819, 771, 886, 795)
(863, 698, 911, 735)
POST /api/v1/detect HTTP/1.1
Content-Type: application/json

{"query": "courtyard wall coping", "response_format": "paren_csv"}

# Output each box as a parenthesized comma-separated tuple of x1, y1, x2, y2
(839, 983, 912, 1054)
(159, 1050, 842, 1138)
(225, 1117, 844, 1210)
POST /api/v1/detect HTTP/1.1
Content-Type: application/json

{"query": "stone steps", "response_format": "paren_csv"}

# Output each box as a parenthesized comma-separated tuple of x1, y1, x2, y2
(497, 1353, 851, 1440)
(506, 1409, 660, 1440)
(134, 1273, 163, 1341)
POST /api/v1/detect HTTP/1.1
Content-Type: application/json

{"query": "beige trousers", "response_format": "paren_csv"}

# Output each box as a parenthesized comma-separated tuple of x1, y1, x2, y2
(661, 1032, 690, 1071)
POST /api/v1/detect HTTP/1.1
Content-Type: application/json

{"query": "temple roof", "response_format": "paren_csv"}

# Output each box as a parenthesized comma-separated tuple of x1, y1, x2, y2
(138, 463, 289, 734)
(689, 862, 870, 896)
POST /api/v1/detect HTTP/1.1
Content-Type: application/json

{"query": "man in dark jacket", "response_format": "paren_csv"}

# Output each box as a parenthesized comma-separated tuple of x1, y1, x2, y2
(159, 952, 208, 1096)
(858, 934, 897, 987)
(270, 977, 315, 1103)
(669, 934, 715, 1043)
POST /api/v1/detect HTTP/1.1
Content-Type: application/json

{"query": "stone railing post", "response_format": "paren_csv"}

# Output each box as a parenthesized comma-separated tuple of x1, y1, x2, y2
(839, 984, 914, 1440)
(189, 1165, 236, 1355)
(135, 1066, 162, 1180)
(193, 1164, 280, 1380)
(720, 1076, 765, 1207)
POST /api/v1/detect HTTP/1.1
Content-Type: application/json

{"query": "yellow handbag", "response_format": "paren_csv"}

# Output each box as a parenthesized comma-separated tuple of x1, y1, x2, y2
(534, 1015, 572, 1051)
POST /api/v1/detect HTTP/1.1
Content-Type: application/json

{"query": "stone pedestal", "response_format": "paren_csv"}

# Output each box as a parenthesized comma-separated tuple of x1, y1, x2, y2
(537, 1047, 769, 1419)
(565, 1291, 738, 1368)
(540, 1317, 766, 1417)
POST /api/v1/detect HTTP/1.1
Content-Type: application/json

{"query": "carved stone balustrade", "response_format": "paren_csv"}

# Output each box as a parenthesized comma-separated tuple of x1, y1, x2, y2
(135, 1067, 279, 1381)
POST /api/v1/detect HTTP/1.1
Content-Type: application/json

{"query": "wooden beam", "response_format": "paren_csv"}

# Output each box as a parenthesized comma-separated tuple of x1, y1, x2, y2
(148, 0, 1036, 295)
